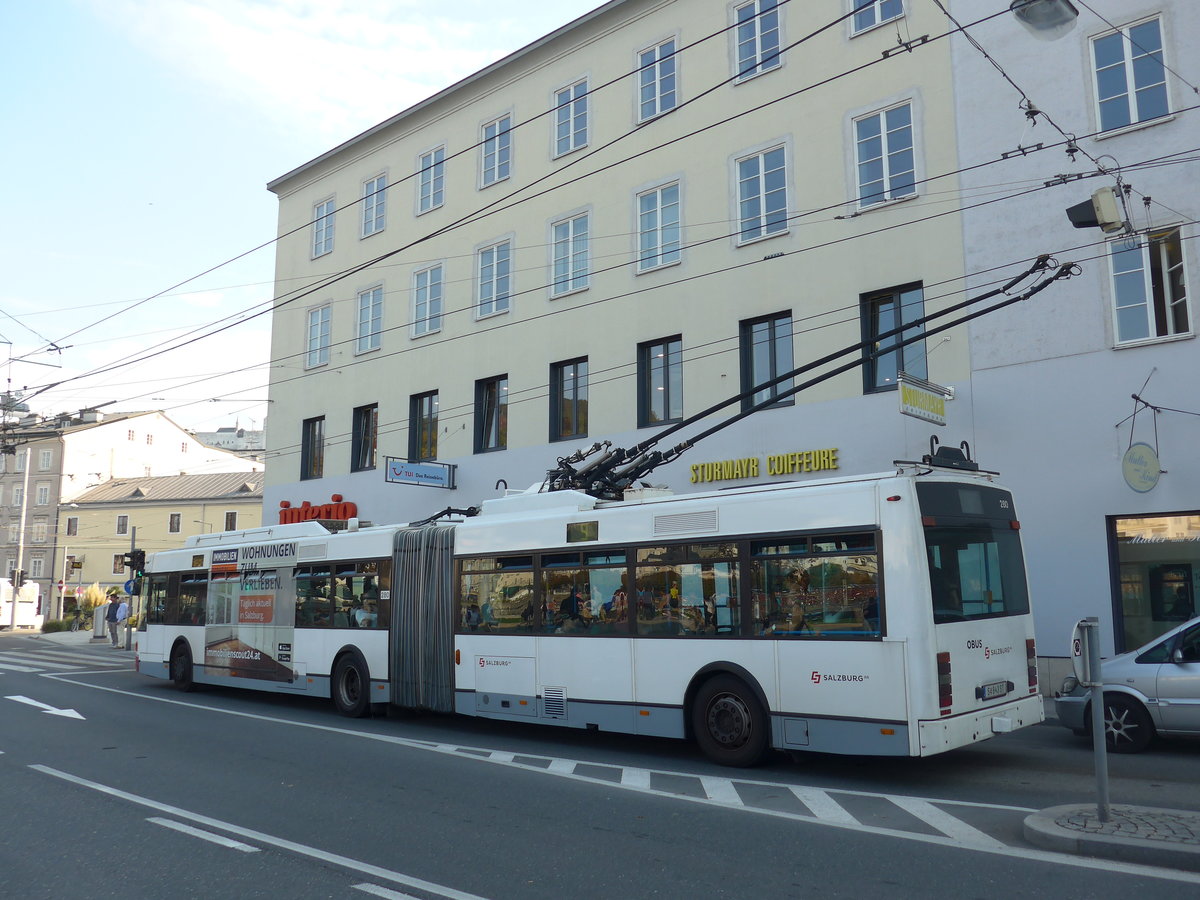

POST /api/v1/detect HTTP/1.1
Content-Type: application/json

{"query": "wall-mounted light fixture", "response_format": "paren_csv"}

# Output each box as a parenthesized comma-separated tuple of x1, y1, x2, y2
(1010, 0, 1079, 41)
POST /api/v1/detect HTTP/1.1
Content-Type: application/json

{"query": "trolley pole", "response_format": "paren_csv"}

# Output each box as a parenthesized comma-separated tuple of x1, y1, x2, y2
(1072, 617, 1111, 823)
(125, 526, 136, 650)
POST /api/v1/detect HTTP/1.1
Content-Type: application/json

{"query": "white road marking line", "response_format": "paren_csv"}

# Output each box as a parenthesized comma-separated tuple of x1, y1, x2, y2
(0, 661, 42, 673)
(148, 817, 261, 852)
(621, 768, 651, 789)
(33, 765, 491, 900)
(789, 786, 858, 825)
(699, 776, 743, 805)
(354, 884, 423, 899)
(547, 758, 576, 775)
(889, 797, 1007, 849)
(40, 675, 1200, 886)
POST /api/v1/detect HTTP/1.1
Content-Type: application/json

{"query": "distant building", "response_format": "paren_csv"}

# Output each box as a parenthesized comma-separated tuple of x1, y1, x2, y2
(0, 409, 262, 622)
(61, 471, 265, 609)
(192, 425, 266, 457)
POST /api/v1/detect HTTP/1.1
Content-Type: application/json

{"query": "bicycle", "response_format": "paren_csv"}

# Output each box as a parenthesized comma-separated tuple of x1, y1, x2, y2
(69, 610, 91, 633)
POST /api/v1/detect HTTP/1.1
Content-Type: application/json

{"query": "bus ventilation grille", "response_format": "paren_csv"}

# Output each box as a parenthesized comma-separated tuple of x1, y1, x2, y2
(542, 687, 567, 719)
(653, 510, 718, 536)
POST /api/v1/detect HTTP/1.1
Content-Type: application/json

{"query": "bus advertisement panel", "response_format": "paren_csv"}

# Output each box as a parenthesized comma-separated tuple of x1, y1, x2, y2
(203, 543, 297, 683)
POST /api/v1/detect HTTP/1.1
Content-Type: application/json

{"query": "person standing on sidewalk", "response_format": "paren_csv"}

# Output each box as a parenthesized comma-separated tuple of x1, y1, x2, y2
(105, 595, 128, 647)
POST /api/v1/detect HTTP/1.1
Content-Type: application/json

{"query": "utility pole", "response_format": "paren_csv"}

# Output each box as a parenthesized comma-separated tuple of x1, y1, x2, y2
(7, 447, 31, 629)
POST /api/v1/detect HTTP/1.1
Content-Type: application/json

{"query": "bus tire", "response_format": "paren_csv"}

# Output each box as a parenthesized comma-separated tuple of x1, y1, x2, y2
(691, 674, 768, 767)
(170, 641, 195, 692)
(332, 653, 371, 718)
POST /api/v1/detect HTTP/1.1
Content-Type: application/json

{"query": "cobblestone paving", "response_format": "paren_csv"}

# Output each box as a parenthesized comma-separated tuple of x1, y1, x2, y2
(1056, 805, 1200, 845)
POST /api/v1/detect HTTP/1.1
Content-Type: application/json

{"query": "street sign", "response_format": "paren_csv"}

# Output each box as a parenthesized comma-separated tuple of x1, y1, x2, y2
(57, 580, 64, 591)
(124, 579, 138, 595)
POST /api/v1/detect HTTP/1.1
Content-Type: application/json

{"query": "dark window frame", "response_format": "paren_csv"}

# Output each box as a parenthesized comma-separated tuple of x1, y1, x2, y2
(739, 311, 794, 411)
(860, 282, 926, 394)
(408, 391, 439, 462)
(300, 416, 326, 480)
(474, 375, 508, 453)
(550, 357, 588, 442)
(351, 403, 378, 472)
(637, 335, 683, 427)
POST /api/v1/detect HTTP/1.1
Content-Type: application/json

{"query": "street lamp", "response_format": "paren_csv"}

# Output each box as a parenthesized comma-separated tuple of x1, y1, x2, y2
(1010, 0, 1079, 41)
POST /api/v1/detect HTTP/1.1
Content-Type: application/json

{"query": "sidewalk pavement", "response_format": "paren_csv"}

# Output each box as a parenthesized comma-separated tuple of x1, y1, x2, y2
(33, 627, 135, 653)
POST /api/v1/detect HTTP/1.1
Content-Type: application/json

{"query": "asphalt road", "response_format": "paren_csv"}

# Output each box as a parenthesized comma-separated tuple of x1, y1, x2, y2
(2, 633, 1199, 899)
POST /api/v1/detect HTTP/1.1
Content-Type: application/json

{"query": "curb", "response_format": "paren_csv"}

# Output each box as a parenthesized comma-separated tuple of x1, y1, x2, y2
(1025, 804, 1200, 872)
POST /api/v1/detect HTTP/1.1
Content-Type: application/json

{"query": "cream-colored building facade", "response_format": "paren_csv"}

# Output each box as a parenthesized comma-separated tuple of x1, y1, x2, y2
(264, 0, 968, 527)
(61, 472, 265, 612)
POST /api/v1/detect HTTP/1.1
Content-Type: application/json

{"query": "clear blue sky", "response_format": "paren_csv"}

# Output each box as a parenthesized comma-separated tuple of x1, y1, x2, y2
(1, 0, 603, 432)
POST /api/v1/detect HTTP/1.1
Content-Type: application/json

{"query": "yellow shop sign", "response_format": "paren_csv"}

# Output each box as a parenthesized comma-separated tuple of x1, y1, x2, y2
(690, 448, 838, 484)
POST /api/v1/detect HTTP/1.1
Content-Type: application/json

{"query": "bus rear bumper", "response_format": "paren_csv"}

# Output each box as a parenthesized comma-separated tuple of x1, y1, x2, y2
(917, 692, 1044, 755)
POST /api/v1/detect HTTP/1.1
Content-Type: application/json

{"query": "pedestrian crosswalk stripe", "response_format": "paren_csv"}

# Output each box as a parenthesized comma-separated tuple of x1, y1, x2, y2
(789, 786, 858, 825)
(889, 796, 1007, 849)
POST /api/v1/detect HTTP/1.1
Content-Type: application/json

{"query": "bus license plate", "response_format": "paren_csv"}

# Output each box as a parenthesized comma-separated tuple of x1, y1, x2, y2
(981, 681, 1008, 700)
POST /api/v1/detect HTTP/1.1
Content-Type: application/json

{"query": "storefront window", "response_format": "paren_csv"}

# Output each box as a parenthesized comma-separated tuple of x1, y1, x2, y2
(1111, 514, 1200, 651)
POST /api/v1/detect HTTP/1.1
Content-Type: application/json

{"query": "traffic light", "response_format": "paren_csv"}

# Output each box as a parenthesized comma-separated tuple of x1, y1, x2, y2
(122, 549, 146, 577)
(14, 570, 25, 587)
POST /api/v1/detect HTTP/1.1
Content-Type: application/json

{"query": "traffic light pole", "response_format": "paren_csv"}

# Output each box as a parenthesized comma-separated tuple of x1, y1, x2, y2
(8, 447, 31, 630)
(125, 526, 136, 650)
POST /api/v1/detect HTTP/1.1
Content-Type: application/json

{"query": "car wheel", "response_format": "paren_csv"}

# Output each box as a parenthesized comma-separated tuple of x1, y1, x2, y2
(1103, 694, 1153, 753)
(691, 674, 769, 767)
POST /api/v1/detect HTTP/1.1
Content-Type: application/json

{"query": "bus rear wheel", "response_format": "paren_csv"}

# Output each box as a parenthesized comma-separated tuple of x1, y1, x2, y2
(170, 642, 195, 692)
(692, 674, 768, 767)
(332, 654, 371, 718)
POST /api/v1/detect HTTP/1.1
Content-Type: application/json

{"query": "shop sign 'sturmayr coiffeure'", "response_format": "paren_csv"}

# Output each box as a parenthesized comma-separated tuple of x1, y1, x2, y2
(690, 448, 838, 484)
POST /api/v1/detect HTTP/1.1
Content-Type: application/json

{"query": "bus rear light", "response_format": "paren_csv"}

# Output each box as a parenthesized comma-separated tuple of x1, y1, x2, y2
(1010, 520, 1021, 530)
(922, 515, 937, 527)
(880, 727, 895, 735)
(886, 495, 902, 502)
(937, 651, 953, 714)
(455, 649, 461, 665)
(1026, 638, 1038, 689)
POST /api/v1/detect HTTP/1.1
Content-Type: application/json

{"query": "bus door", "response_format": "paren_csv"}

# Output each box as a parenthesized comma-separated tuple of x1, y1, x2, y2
(918, 482, 1036, 716)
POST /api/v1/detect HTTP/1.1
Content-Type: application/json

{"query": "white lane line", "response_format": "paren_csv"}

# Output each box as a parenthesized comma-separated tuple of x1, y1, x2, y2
(620, 768, 651, 789)
(789, 787, 858, 825)
(889, 797, 1007, 849)
(354, 885, 423, 899)
(698, 776, 743, 805)
(0, 661, 42, 673)
(148, 817, 261, 852)
(547, 759, 576, 775)
(33, 765, 491, 900)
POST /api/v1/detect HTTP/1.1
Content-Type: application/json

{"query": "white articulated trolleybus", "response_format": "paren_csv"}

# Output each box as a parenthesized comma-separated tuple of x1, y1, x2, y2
(137, 458, 1043, 766)
(138, 261, 1075, 764)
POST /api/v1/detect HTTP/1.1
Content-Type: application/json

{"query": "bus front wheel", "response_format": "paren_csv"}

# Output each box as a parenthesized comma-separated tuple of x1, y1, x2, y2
(170, 642, 195, 692)
(691, 674, 768, 767)
(332, 654, 371, 718)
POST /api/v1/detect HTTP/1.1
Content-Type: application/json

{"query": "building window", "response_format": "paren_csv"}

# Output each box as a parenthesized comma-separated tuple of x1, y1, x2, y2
(477, 241, 512, 317)
(1092, 17, 1169, 133)
(362, 173, 387, 237)
(112, 554, 125, 576)
(1110, 228, 1190, 344)
(312, 198, 335, 257)
(66, 516, 78, 537)
(551, 358, 588, 442)
(351, 404, 378, 472)
(638, 336, 683, 426)
(182, 443, 188, 453)
(30, 556, 44, 578)
(38, 450, 52, 471)
(35, 484, 50, 506)
(146, 434, 153, 445)
(852, 0, 903, 35)
(301, 416, 325, 480)
(740, 313, 794, 410)
(127, 430, 135, 441)
(32, 519, 47, 543)
(637, 182, 681, 271)
(14, 454, 24, 472)
(551, 213, 590, 296)
(225, 511, 238, 532)
(307, 305, 332, 368)
(116, 514, 129, 536)
(737, 145, 788, 242)
(168, 513, 181, 534)
(555, 79, 588, 156)
(412, 265, 443, 336)
(855, 102, 915, 207)
(475, 376, 508, 453)
(861, 283, 926, 392)
(638, 38, 677, 122)
(1110, 514, 1199, 652)
(356, 285, 383, 354)
(481, 114, 512, 186)
(409, 391, 439, 462)
(734, 0, 781, 80)
(418, 146, 445, 214)
(5, 524, 15, 542)
(12, 485, 22, 507)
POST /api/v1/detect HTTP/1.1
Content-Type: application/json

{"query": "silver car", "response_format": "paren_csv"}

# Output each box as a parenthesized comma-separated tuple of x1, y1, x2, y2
(1055, 616, 1200, 752)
